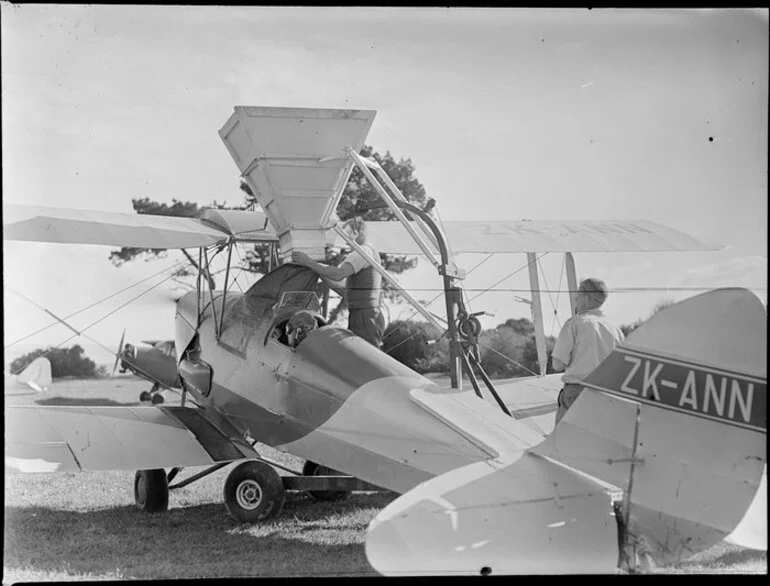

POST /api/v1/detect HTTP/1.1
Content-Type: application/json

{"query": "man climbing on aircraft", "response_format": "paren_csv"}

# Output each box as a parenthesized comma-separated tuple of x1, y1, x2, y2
(292, 217, 385, 348)
(550, 277, 625, 424)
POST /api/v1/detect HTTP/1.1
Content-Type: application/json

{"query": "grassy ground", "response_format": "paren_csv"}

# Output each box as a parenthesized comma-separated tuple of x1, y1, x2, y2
(4, 376, 767, 580)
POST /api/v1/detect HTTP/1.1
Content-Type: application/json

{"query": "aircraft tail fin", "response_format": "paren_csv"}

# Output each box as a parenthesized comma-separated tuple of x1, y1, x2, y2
(16, 357, 52, 393)
(531, 287, 767, 561)
(364, 289, 766, 575)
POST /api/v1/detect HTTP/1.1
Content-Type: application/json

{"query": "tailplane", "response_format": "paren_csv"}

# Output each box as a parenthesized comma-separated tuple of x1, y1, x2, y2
(532, 287, 766, 562)
(15, 357, 52, 393)
(365, 288, 766, 575)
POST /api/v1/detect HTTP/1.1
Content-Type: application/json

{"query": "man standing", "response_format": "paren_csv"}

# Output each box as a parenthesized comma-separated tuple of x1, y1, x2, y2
(551, 277, 624, 424)
(291, 217, 385, 348)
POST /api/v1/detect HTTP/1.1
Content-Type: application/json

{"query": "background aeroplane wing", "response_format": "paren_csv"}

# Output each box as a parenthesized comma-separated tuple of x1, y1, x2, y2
(490, 373, 561, 437)
(5, 405, 254, 473)
(2, 205, 276, 249)
(356, 219, 722, 254)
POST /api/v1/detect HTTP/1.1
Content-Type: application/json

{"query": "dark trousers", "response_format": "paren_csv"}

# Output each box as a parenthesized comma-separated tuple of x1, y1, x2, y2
(555, 383, 584, 425)
(349, 307, 385, 348)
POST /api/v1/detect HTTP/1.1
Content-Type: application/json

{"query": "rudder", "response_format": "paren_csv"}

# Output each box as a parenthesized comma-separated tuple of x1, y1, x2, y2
(532, 288, 766, 564)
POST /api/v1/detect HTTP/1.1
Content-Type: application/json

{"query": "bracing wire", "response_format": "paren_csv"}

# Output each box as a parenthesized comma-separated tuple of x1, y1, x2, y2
(9, 258, 194, 375)
(550, 256, 566, 337)
(380, 252, 495, 345)
(5, 259, 189, 349)
(535, 257, 562, 336)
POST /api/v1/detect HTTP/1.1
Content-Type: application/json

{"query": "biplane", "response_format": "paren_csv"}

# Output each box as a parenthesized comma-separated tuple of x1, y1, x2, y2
(112, 331, 180, 403)
(4, 107, 765, 574)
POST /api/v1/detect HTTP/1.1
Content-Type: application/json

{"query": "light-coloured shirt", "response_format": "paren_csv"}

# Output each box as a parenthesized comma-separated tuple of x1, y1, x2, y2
(552, 309, 624, 384)
(343, 244, 380, 273)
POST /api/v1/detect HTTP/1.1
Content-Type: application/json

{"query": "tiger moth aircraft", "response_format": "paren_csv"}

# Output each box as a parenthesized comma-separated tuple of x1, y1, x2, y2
(4, 106, 766, 575)
(112, 330, 180, 404)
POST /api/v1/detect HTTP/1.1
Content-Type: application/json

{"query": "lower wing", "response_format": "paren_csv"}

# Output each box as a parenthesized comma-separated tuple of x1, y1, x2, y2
(5, 405, 254, 473)
(488, 373, 561, 436)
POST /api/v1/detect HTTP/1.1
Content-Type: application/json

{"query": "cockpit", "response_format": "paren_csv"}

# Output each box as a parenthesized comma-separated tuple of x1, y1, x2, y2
(268, 291, 327, 348)
(218, 263, 328, 353)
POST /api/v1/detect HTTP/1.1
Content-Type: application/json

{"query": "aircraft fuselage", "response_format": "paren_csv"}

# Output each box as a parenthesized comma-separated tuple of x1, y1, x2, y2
(172, 265, 511, 494)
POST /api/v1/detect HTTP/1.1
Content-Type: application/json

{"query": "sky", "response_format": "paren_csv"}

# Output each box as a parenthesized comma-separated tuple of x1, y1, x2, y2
(2, 6, 768, 368)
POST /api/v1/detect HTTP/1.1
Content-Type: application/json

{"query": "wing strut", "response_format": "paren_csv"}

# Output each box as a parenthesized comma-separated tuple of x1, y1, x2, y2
(526, 252, 548, 376)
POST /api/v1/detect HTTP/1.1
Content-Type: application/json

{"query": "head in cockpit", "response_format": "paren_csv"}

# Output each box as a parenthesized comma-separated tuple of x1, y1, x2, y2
(286, 310, 318, 348)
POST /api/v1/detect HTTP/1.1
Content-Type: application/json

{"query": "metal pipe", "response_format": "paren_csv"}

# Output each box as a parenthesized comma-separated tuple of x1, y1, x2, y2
(168, 461, 229, 490)
(254, 457, 304, 477)
(333, 225, 444, 330)
(565, 252, 578, 316)
(196, 248, 202, 326)
(370, 162, 441, 252)
(459, 351, 484, 400)
(218, 240, 234, 340)
(202, 247, 219, 337)
(527, 253, 548, 376)
(348, 149, 440, 268)
(468, 352, 513, 417)
(342, 199, 464, 388)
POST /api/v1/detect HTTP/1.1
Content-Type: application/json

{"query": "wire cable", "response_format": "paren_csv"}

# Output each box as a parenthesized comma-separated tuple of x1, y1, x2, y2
(9, 259, 193, 374)
(5, 259, 188, 349)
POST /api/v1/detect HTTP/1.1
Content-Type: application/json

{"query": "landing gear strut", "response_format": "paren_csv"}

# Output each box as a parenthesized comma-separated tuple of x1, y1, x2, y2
(140, 382, 164, 404)
(132, 457, 384, 523)
(302, 461, 350, 501)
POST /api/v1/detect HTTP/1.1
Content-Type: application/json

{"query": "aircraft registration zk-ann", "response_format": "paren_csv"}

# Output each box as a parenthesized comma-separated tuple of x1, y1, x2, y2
(4, 107, 765, 575)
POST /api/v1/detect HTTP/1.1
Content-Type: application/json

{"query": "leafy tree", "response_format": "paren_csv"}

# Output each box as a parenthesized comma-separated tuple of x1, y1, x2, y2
(109, 146, 429, 320)
(382, 320, 449, 374)
(620, 298, 676, 337)
(10, 345, 98, 379)
(478, 318, 556, 378)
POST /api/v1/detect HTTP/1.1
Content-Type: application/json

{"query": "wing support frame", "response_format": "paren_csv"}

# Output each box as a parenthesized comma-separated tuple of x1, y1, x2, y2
(338, 192, 512, 412)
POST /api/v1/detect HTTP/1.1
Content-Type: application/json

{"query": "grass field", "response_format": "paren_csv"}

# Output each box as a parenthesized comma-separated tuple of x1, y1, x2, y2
(4, 376, 767, 580)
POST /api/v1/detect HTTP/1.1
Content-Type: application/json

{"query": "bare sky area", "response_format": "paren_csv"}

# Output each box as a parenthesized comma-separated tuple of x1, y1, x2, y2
(2, 6, 767, 366)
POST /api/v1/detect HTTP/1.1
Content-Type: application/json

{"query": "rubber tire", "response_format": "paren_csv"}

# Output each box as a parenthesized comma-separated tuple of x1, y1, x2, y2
(302, 461, 350, 502)
(223, 461, 285, 523)
(139, 391, 152, 402)
(151, 393, 165, 405)
(134, 469, 169, 513)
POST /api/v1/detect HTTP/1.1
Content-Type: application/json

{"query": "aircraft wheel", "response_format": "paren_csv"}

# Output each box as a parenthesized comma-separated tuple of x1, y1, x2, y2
(151, 393, 165, 405)
(224, 461, 285, 523)
(134, 469, 169, 513)
(139, 391, 152, 402)
(303, 461, 350, 501)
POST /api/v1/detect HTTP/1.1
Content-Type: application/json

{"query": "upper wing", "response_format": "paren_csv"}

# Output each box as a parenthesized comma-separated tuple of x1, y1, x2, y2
(355, 219, 722, 254)
(3, 205, 276, 249)
(5, 405, 254, 473)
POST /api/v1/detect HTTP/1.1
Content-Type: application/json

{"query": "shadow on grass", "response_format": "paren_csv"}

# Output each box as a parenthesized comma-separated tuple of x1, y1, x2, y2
(690, 545, 767, 568)
(4, 493, 397, 580)
(35, 396, 139, 407)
